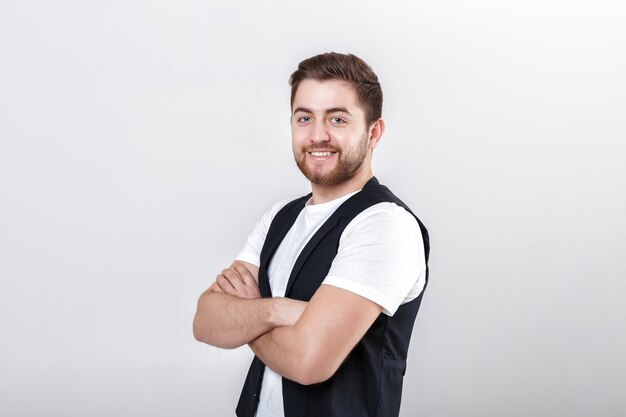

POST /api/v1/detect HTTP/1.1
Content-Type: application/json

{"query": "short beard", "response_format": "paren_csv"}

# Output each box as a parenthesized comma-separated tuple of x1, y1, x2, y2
(294, 134, 368, 186)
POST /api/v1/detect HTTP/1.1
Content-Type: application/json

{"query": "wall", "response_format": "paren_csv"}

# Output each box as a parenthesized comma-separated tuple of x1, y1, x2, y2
(1, 1, 625, 416)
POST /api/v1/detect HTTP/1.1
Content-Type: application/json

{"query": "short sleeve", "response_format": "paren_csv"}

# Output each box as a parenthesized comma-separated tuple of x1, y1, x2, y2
(235, 199, 291, 267)
(322, 202, 426, 316)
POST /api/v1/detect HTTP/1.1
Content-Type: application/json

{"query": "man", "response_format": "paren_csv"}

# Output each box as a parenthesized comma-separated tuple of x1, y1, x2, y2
(193, 52, 430, 417)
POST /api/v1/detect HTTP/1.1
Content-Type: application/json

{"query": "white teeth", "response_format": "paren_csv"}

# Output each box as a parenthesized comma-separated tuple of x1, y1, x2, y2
(310, 151, 332, 157)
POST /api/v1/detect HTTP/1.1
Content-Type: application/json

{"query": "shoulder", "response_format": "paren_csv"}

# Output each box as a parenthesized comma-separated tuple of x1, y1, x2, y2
(245, 197, 294, 241)
(266, 198, 293, 221)
(254, 197, 295, 225)
(342, 202, 423, 242)
(235, 197, 298, 266)
(338, 201, 425, 268)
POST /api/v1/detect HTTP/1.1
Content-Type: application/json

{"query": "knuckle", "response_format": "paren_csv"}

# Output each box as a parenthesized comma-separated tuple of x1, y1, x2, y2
(234, 263, 248, 275)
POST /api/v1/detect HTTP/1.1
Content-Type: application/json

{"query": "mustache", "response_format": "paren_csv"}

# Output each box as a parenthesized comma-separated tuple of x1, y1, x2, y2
(303, 145, 340, 152)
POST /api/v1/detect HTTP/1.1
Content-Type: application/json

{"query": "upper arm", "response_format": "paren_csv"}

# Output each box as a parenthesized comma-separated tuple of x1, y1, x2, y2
(324, 203, 426, 315)
(290, 284, 383, 383)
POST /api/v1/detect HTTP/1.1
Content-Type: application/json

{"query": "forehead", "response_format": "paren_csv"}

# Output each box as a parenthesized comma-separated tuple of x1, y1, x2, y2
(292, 79, 362, 114)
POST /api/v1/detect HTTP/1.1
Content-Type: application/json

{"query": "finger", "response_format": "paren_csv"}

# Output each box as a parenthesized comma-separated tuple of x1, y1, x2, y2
(231, 263, 256, 287)
(216, 274, 237, 294)
(221, 268, 245, 291)
(209, 281, 224, 293)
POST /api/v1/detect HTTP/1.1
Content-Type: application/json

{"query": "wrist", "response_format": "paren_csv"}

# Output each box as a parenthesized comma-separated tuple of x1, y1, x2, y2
(263, 297, 282, 328)
(268, 297, 306, 327)
(264, 297, 292, 328)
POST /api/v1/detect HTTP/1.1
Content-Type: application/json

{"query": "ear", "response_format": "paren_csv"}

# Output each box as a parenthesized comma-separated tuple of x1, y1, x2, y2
(367, 118, 385, 149)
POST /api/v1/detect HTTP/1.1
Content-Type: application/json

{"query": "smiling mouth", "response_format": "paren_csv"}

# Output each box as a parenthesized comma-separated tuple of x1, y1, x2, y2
(309, 151, 335, 157)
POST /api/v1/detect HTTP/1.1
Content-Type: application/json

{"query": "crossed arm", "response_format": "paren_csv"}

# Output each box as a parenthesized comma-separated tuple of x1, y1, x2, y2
(192, 261, 306, 349)
(193, 261, 382, 385)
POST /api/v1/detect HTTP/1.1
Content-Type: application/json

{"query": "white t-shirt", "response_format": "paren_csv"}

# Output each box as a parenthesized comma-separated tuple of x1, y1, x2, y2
(236, 190, 426, 417)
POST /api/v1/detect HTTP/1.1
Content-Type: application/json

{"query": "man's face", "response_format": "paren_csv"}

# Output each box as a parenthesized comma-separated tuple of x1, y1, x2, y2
(291, 79, 371, 186)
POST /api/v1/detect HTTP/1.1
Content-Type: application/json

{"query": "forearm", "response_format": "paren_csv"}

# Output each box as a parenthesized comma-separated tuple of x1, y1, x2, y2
(249, 285, 383, 385)
(250, 323, 339, 385)
(193, 290, 279, 349)
(193, 282, 307, 349)
(249, 326, 315, 383)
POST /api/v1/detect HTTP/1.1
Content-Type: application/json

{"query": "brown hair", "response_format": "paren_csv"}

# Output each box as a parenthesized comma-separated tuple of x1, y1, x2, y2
(289, 52, 383, 126)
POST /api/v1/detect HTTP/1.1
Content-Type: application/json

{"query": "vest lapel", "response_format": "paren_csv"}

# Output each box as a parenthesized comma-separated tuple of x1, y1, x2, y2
(283, 215, 343, 297)
(258, 195, 309, 297)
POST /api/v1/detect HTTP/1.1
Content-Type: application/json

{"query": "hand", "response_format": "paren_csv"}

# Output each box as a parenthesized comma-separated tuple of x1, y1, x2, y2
(215, 261, 261, 299)
(208, 281, 224, 293)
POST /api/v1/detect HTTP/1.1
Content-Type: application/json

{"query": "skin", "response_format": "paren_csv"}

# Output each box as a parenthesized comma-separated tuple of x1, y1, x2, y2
(193, 261, 306, 349)
(193, 78, 387, 384)
(291, 79, 385, 204)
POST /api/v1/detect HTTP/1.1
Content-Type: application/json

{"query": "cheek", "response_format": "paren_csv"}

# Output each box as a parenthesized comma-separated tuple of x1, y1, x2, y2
(291, 138, 305, 154)
(338, 133, 359, 149)
(291, 129, 309, 147)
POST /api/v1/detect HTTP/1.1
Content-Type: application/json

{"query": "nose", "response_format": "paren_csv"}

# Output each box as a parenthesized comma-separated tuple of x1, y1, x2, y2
(310, 119, 330, 143)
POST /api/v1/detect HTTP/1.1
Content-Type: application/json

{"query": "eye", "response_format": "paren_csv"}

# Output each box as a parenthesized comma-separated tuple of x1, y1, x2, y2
(297, 116, 311, 123)
(330, 117, 345, 125)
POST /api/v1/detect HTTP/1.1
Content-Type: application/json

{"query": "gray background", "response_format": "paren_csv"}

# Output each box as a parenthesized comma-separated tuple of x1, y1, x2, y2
(1, 1, 625, 416)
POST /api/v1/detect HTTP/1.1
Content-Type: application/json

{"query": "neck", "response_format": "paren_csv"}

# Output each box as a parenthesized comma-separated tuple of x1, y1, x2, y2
(310, 166, 374, 205)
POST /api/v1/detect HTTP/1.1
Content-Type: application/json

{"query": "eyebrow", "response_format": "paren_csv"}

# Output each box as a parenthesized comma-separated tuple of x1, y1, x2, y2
(292, 106, 353, 117)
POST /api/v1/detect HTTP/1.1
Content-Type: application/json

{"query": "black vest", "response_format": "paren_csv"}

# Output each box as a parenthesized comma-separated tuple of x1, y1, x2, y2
(236, 177, 430, 417)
